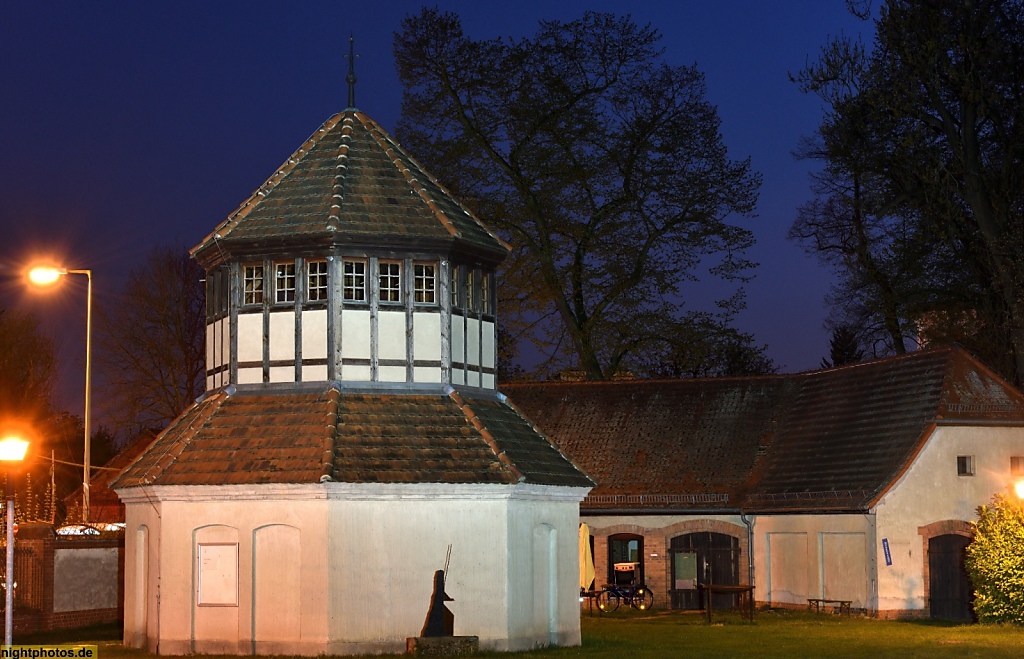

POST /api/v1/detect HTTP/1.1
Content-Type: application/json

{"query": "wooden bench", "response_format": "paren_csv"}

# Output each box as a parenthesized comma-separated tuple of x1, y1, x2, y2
(807, 598, 852, 615)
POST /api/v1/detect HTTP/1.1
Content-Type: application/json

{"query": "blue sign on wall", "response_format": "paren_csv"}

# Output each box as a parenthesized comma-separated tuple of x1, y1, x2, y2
(882, 538, 892, 566)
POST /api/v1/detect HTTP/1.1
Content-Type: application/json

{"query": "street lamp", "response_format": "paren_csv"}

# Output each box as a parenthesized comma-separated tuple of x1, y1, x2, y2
(0, 435, 28, 646)
(1015, 479, 1024, 501)
(27, 266, 93, 523)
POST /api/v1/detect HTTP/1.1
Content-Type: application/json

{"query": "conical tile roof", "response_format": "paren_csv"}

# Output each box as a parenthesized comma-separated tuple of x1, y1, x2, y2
(192, 110, 508, 264)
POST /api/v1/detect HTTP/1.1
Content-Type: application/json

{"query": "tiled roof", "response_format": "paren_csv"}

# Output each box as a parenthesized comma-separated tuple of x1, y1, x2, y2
(111, 387, 592, 490)
(504, 346, 1024, 513)
(191, 111, 508, 265)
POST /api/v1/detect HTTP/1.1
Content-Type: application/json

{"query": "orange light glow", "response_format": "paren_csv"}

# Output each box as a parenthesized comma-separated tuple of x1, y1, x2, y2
(0, 437, 29, 462)
(1015, 480, 1024, 501)
(28, 266, 67, 286)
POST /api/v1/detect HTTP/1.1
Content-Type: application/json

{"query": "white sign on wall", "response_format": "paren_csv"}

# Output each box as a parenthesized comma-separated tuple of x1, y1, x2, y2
(197, 543, 238, 606)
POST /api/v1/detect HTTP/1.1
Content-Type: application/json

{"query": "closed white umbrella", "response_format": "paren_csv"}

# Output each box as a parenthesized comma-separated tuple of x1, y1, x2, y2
(579, 523, 596, 591)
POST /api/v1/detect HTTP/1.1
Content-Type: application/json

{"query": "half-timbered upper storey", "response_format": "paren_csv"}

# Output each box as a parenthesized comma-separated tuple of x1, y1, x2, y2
(191, 110, 509, 391)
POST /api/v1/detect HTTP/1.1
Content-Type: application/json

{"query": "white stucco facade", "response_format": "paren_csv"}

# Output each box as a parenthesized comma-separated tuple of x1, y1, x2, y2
(119, 483, 588, 655)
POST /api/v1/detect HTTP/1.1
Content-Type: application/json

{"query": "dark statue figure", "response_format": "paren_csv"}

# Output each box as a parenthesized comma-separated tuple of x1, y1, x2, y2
(420, 569, 455, 637)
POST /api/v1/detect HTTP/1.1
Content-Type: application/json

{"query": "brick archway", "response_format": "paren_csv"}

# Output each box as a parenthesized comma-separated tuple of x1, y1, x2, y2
(585, 518, 748, 607)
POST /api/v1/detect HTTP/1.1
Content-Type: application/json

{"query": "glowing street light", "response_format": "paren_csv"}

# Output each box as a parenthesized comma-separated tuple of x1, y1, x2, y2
(27, 265, 93, 523)
(0, 435, 28, 646)
(1015, 480, 1024, 501)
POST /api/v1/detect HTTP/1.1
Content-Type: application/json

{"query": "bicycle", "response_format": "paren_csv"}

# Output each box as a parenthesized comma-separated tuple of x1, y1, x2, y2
(595, 582, 654, 612)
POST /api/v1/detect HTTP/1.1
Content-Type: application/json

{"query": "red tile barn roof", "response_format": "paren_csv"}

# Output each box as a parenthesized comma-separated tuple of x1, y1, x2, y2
(504, 346, 1024, 513)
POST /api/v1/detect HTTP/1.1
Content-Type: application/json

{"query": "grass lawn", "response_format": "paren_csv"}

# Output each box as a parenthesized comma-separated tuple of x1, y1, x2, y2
(15, 608, 1024, 658)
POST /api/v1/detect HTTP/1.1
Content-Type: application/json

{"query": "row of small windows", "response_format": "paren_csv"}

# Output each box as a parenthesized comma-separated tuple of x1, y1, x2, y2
(212, 260, 495, 314)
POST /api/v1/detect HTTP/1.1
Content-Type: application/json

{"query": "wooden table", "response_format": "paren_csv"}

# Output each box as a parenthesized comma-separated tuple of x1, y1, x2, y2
(698, 584, 755, 623)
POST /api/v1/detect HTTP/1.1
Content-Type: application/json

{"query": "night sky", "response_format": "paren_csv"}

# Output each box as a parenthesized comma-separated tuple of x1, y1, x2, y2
(1, 1, 869, 417)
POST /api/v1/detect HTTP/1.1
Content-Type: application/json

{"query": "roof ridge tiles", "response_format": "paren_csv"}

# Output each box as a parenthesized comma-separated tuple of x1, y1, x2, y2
(320, 386, 341, 482)
(326, 115, 355, 232)
(449, 389, 524, 483)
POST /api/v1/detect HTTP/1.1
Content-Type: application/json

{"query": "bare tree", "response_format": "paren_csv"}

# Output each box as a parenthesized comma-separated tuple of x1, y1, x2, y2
(395, 9, 763, 380)
(96, 245, 205, 430)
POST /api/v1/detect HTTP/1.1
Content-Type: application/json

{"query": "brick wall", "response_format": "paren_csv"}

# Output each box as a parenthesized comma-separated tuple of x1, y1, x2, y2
(1, 523, 124, 638)
(588, 518, 749, 608)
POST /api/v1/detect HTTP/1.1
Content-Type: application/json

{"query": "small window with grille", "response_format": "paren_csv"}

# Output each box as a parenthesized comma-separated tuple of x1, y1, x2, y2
(1011, 456, 1024, 477)
(275, 262, 296, 303)
(480, 272, 491, 314)
(414, 263, 436, 304)
(451, 266, 460, 308)
(343, 260, 366, 302)
(243, 264, 264, 306)
(379, 261, 402, 303)
(307, 260, 328, 302)
(957, 455, 975, 476)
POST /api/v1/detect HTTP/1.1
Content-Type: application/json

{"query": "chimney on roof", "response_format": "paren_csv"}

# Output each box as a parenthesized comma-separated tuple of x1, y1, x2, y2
(345, 35, 358, 110)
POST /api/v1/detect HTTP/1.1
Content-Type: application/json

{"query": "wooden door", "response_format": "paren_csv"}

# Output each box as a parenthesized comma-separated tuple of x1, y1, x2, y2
(928, 534, 973, 622)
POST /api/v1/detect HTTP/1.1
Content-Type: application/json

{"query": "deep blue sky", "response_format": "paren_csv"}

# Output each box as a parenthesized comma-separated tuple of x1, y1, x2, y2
(1, 1, 869, 416)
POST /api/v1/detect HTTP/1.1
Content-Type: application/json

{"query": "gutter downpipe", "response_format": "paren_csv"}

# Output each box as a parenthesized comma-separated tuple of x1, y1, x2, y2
(740, 512, 755, 589)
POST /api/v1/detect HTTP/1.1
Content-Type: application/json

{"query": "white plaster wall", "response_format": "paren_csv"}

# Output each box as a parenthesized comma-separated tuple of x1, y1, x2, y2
(414, 367, 442, 383)
(302, 309, 328, 361)
(341, 364, 371, 381)
(269, 366, 294, 383)
(206, 324, 215, 390)
(452, 317, 465, 363)
(873, 425, 1024, 613)
(326, 484, 587, 654)
(379, 310, 406, 361)
(327, 493, 509, 654)
(237, 367, 262, 385)
(378, 365, 406, 382)
(754, 515, 872, 609)
(237, 313, 262, 363)
(123, 501, 163, 652)
(119, 487, 330, 656)
(341, 309, 370, 360)
(505, 496, 584, 650)
(466, 318, 480, 366)
(269, 312, 295, 362)
(303, 364, 329, 381)
(482, 321, 495, 369)
(120, 483, 586, 656)
(414, 313, 442, 362)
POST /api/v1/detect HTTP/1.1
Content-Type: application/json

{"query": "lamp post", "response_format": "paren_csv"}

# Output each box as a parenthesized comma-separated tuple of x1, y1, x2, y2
(28, 266, 92, 523)
(0, 435, 29, 646)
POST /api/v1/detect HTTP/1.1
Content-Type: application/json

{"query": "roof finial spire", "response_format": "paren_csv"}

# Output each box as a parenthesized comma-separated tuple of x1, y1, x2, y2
(345, 34, 358, 110)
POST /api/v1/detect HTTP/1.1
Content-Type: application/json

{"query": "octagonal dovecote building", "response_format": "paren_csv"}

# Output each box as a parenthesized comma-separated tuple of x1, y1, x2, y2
(114, 77, 592, 655)
(194, 109, 508, 391)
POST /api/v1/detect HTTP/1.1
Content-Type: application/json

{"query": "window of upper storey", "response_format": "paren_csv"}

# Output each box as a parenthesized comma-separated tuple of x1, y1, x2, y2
(414, 262, 437, 305)
(243, 264, 264, 306)
(379, 261, 402, 303)
(307, 259, 328, 302)
(343, 260, 366, 302)
(275, 262, 296, 304)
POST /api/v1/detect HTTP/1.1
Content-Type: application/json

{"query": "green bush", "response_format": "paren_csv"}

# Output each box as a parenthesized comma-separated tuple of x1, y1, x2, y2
(965, 493, 1024, 624)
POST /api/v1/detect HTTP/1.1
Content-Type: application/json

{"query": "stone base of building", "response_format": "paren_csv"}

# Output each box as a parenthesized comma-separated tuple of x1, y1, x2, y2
(406, 636, 480, 656)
